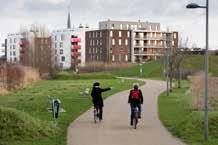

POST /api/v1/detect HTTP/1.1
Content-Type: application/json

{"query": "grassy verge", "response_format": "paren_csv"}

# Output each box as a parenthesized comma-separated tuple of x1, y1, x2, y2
(0, 77, 143, 145)
(158, 81, 218, 145)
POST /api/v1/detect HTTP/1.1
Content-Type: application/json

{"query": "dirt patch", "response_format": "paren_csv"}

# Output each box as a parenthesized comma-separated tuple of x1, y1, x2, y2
(190, 72, 218, 110)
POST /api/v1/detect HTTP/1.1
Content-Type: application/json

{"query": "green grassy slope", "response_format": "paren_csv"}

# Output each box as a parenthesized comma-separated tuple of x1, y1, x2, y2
(0, 77, 143, 145)
(158, 81, 218, 145)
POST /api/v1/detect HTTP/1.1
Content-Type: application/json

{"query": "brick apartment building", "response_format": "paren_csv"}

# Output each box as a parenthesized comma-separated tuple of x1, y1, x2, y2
(86, 29, 131, 63)
(19, 37, 53, 76)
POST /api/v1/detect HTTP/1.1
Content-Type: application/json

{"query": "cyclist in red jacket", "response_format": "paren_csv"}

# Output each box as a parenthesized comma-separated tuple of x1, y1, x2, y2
(128, 83, 143, 126)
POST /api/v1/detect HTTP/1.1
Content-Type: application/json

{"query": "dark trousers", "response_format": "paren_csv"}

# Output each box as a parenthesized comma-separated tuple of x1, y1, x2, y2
(95, 106, 103, 120)
(130, 103, 141, 123)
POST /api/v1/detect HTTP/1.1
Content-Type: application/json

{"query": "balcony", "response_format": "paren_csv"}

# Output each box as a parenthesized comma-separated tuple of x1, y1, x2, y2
(71, 38, 81, 43)
(71, 52, 81, 57)
(72, 45, 81, 49)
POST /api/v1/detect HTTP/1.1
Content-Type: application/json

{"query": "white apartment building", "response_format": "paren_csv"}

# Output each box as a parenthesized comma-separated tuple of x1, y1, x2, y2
(52, 25, 90, 69)
(52, 29, 74, 69)
(6, 33, 22, 63)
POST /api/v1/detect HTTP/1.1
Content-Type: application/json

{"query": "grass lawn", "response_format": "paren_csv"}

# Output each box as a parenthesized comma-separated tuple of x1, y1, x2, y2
(111, 60, 163, 79)
(158, 81, 218, 145)
(0, 77, 143, 145)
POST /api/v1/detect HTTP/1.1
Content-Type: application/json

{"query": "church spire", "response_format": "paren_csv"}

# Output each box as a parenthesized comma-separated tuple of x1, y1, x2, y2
(67, 11, 71, 29)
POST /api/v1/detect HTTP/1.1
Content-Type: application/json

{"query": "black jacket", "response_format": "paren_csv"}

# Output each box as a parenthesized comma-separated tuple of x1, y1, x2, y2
(128, 89, 143, 104)
(91, 87, 111, 107)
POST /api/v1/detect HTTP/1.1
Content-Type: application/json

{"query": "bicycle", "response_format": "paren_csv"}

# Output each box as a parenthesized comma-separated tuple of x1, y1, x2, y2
(132, 106, 139, 129)
(94, 107, 100, 123)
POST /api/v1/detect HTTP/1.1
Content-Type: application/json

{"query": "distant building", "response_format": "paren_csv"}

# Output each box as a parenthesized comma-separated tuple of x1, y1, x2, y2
(86, 29, 131, 63)
(86, 20, 179, 63)
(131, 30, 178, 62)
(99, 19, 160, 31)
(6, 33, 22, 63)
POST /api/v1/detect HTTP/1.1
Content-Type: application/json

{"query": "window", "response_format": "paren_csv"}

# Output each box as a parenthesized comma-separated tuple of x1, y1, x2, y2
(93, 40, 95, 46)
(10, 52, 12, 56)
(127, 31, 130, 37)
(148, 40, 151, 45)
(172, 41, 175, 46)
(125, 55, 128, 61)
(14, 57, 17, 62)
(112, 55, 115, 61)
(60, 42, 63, 48)
(13, 51, 16, 56)
(89, 33, 91, 38)
(13, 45, 15, 49)
(100, 39, 102, 45)
(10, 45, 12, 49)
(120, 24, 123, 29)
(110, 31, 113, 37)
(55, 43, 57, 48)
(125, 39, 128, 45)
(61, 56, 65, 62)
(60, 49, 64, 54)
(119, 31, 122, 37)
(14, 38, 16, 43)
(61, 34, 65, 41)
(100, 32, 102, 37)
(119, 39, 122, 45)
(93, 32, 95, 38)
(154, 40, 157, 45)
(131, 25, 134, 29)
(111, 24, 115, 29)
(134, 25, 137, 30)
(174, 33, 177, 39)
(55, 35, 57, 41)
(160, 41, 163, 46)
(10, 38, 12, 43)
(112, 39, 115, 45)
(90, 40, 92, 46)
(97, 40, 99, 45)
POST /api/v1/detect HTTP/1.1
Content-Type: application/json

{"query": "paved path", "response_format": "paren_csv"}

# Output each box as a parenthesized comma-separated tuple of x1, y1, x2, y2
(67, 80, 186, 145)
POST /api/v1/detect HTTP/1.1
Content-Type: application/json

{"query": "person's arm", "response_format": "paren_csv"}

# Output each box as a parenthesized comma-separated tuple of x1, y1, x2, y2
(139, 89, 143, 104)
(91, 88, 95, 99)
(100, 88, 111, 92)
(128, 90, 132, 103)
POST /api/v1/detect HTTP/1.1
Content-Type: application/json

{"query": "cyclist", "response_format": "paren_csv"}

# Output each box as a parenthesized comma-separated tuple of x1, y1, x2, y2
(91, 82, 111, 121)
(128, 83, 143, 126)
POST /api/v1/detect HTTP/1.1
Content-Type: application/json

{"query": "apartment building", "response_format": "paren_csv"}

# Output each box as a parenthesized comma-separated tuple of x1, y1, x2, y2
(52, 26, 89, 69)
(20, 37, 53, 75)
(6, 33, 22, 63)
(86, 29, 131, 63)
(131, 30, 178, 63)
(52, 29, 75, 69)
(99, 20, 160, 31)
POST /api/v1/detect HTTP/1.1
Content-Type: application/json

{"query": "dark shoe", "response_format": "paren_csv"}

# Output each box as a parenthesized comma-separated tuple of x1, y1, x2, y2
(130, 121, 133, 126)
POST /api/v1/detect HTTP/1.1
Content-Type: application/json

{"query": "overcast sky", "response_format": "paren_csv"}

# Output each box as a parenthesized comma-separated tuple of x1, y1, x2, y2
(0, 0, 217, 55)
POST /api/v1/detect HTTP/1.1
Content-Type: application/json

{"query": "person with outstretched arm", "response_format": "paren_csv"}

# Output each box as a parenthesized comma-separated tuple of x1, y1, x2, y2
(91, 82, 111, 121)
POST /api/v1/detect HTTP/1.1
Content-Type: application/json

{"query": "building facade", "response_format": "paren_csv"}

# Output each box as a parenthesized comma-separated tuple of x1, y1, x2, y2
(6, 33, 22, 63)
(131, 30, 178, 63)
(86, 29, 131, 63)
(99, 20, 160, 31)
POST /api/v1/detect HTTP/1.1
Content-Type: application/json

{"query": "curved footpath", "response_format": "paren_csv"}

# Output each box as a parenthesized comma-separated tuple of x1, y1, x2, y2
(67, 79, 186, 145)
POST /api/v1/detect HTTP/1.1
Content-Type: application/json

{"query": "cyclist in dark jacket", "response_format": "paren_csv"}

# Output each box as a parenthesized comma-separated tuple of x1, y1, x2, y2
(91, 82, 111, 120)
(128, 83, 143, 125)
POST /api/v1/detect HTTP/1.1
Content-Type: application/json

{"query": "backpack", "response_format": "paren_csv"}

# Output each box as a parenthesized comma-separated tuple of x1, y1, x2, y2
(131, 89, 140, 99)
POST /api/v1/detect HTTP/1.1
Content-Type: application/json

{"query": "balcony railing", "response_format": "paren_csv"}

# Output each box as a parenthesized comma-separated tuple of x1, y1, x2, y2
(71, 38, 81, 43)
(72, 45, 81, 49)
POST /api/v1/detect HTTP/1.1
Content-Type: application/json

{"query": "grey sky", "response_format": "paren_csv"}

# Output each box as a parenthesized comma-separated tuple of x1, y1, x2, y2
(0, 0, 217, 53)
